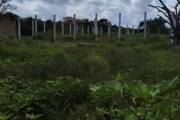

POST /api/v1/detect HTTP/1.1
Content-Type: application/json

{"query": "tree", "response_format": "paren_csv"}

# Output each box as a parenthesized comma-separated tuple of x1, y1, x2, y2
(149, 0, 180, 46)
(0, 0, 17, 14)
(0, 11, 18, 20)
(138, 17, 168, 34)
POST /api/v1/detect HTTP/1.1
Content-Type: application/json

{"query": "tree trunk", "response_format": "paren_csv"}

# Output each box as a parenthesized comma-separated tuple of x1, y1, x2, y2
(149, 0, 180, 47)
(171, 35, 180, 46)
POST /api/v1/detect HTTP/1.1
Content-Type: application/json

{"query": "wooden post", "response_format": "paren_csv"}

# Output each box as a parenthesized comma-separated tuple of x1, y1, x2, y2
(43, 21, 46, 33)
(35, 15, 37, 35)
(53, 15, 56, 41)
(73, 14, 76, 41)
(32, 19, 34, 36)
(144, 12, 147, 38)
(18, 17, 21, 40)
(118, 13, 121, 41)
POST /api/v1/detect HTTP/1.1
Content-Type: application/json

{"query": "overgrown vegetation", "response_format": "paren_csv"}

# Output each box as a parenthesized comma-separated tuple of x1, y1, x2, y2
(0, 33, 180, 120)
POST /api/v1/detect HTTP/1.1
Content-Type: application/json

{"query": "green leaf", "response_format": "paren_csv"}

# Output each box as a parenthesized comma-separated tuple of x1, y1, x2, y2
(158, 81, 170, 93)
(159, 77, 180, 94)
(115, 71, 121, 83)
(153, 100, 170, 112)
(169, 76, 180, 87)
(127, 84, 137, 92)
(0, 112, 13, 120)
(150, 85, 160, 98)
(124, 115, 138, 120)
(89, 85, 101, 93)
(104, 81, 124, 96)
(90, 81, 124, 97)
(132, 97, 137, 105)
(134, 84, 151, 99)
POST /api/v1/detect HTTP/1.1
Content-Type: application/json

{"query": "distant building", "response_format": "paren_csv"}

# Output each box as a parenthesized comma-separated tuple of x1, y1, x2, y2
(0, 19, 16, 36)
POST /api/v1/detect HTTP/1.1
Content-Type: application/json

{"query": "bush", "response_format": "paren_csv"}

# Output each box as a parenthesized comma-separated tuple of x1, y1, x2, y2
(0, 77, 89, 120)
(82, 53, 110, 83)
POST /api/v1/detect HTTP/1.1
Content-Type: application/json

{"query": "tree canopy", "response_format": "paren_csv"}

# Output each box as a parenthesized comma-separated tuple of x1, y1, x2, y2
(0, 0, 17, 14)
(138, 17, 168, 34)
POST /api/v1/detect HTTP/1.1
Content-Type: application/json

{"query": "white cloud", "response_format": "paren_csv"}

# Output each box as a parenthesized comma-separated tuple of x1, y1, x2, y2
(10, 0, 177, 27)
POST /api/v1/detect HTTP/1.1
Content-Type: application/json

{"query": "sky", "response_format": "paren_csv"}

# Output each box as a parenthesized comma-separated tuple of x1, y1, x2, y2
(10, 0, 176, 28)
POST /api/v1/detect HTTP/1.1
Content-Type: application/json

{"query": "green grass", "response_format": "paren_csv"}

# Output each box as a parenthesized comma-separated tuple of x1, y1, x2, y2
(0, 33, 180, 119)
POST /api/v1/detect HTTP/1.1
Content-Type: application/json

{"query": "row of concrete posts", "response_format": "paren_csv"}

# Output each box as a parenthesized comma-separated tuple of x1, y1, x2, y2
(17, 12, 148, 41)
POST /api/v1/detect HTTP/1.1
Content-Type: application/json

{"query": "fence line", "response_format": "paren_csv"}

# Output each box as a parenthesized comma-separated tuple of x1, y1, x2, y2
(17, 12, 165, 41)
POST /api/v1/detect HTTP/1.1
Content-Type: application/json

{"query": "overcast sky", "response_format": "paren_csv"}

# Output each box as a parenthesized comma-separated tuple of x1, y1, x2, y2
(10, 0, 176, 28)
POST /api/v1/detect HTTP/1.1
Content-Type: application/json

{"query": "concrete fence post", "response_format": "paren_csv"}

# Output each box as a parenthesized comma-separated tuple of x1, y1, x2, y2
(127, 25, 129, 36)
(108, 22, 110, 38)
(18, 17, 21, 40)
(62, 22, 64, 35)
(53, 15, 56, 41)
(32, 19, 34, 36)
(73, 14, 76, 41)
(97, 26, 98, 35)
(126, 25, 127, 35)
(92, 26, 94, 34)
(144, 12, 147, 38)
(43, 21, 46, 33)
(133, 26, 134, 35)
(35, 15, 37, 35)
(101, 27, 102, 35)
(118, 13, 121, 41)
(87, 25, 89, 34)
(70, 23, 72, 36)
(94, 13, 98, 41)
(76, 24, 78, 33)
(82, 25, 84, 34)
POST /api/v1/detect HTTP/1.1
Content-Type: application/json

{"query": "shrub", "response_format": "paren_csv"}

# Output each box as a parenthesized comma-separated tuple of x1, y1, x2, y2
(0, 77, 89, 120)
(82, 53, 110, 83)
